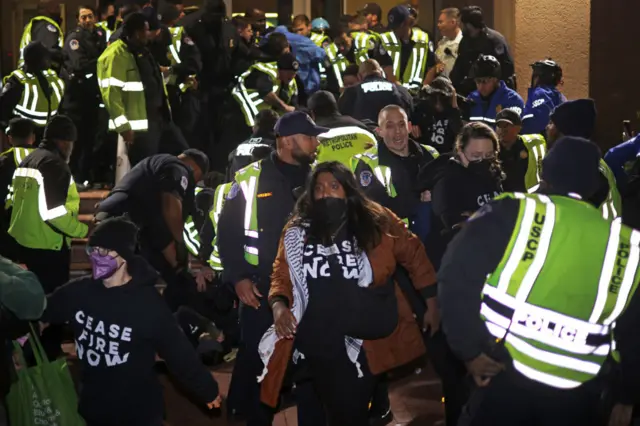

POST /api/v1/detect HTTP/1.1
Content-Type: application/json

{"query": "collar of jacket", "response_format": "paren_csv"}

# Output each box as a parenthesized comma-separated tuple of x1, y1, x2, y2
(39, 140, 66, 159)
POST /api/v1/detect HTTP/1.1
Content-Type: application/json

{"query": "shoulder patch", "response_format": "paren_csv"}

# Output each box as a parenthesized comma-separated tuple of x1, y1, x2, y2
(520, 150, 528, 160)
(184, 36, 194, 46)
(226, 182, 240, 200)
(47, 24, 57, 33)
(69, 39, 80, 50)
(97, 30, 103, 37)
(379, 44, 387, 56)
(180, 175, 188, 191)
(359, 170, 373, 187)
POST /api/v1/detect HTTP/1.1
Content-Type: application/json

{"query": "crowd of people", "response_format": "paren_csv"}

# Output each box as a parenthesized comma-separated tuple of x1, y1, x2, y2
(1, 0, 640, 425)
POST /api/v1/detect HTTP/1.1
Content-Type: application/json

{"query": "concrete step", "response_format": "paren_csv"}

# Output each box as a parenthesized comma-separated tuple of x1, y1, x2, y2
(79, 190, 109, 215)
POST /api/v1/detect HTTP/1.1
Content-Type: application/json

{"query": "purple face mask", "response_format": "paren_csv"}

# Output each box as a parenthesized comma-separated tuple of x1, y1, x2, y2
(89, 251, 119, 280)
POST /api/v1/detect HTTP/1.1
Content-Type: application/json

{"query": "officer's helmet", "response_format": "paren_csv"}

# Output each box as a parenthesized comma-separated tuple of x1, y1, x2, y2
(470, 54, 501, 80)
(530, 59, 563, 86)
(311, 18, 330, 31)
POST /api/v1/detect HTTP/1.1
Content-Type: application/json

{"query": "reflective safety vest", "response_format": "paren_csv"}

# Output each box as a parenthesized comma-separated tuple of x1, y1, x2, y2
(183, 186, 203, 257)
(208, 182, 233, 271)
(232, 62, 298, 127)
(10, 69, 64, 127)
(480, 192, 640, 389)
(379, 29, 430, 91)
(19, 17, 64, 68)
(316, 126, 378, 166)
(235, 162, 263, 266)
(351, 31, 377, 64)
(98, 39, 166, 132)
(2, 147, 34, 210)
(9, 167, 87, 250)
(325, 43, 350, 89)
(310, 32, 329, 48)
(520, 134, 547, 193)
(599, 160, 622, 220)
(167, 26, 195, 92)
(96, 20, 119, 42)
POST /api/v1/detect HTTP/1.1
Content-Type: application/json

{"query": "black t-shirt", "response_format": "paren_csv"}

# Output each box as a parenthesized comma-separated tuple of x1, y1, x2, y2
(412, 107, 462, 154)
(499, 137, 529, 192)
(100, 154, 195, 224)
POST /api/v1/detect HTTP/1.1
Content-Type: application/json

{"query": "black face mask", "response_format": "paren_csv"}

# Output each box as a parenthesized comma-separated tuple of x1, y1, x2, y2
(312, 197, 347, 229)
(467, 159, 494, 178)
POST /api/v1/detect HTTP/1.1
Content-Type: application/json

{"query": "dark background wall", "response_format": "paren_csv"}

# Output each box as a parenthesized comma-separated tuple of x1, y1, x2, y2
(589, 0, 640, 149)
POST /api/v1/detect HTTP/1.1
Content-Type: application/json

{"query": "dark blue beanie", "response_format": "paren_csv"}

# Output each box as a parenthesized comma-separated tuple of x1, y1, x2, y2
(541, 136, 601, 198)
(550, 98, 597, 139)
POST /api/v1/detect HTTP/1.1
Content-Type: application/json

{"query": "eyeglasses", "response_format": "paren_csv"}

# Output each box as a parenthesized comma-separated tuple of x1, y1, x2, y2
(465, 152, 496, 162)
(86, 247, 110, 256)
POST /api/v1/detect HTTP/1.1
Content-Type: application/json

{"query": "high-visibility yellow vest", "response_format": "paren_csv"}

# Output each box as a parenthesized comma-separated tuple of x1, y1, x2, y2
(520, 134, 547, 193)
(379, 28, 430, 91)
(183, 187, 203, 257)
(2, 147, 34, 210)
(310, 32, 329, 47)
(234, 162, 263, 265)
(232, 62, 298, 127)
(208, 183, 233, 271)
(599, 160, 622, 220)
(96, 20, 119, 41)
(481, 192, 640, 389)
(325, 43, 350, 89)
(167, 26, 196, 92)
(9, 69, 64, 127)
(316, 126, 378, 166)
(19, 16, 64, 69)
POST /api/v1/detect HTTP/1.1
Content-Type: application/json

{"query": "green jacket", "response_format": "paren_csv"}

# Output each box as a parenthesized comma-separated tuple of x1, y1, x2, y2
(481, 192, 640, 388)
(9, 144, 88, 250)
(520, 134, 547, 192)
(0, 256, 46, 320)
(2, 147, 35, 211)
(98, 39, 169, 133)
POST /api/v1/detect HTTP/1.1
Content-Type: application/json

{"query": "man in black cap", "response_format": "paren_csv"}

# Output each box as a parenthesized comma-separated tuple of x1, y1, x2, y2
(449, 5, 514, 96)
(412, 75, 463, 153)
(546, 98, 622, 219)
(439, 136, 640, 426)
(42, 216, 222, 426)
(360, 3, 385, 33)
(95, 148, 209, 311)
(496, 109, 546, 192)
(339, 58, 413, 124)
(218, 111, 326, 424)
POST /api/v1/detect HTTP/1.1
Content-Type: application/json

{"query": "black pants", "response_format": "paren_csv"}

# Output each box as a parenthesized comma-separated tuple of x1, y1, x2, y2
(128, 119, 188, 167)
(211, 97, 251, 173)
(458, 371, 603, 426)
(68, 105, 103, 184)
(307, 349, 377, 426)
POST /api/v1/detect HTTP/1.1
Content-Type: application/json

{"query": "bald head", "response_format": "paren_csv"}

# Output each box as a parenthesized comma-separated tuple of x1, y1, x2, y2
(378, 105, 408, 126)
(359, 59, 383, 79)
(377, 105, 410, 156)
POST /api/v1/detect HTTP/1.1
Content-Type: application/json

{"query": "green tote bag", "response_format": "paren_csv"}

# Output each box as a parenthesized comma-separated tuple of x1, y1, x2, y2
(6, 325, 85, 426)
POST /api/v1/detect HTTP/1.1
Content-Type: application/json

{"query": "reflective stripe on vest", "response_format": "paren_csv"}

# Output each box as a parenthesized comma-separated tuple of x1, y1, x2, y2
(208, 183, 233, 271)
(310, 33, 328, 47)
(13, 167, 70, 220)
(352, 32, 373, 64)
(11, 69, 64, 126)
(183, 186, 203, 256)
(379, 29, 429, 90)
(235, 162, 262, 265)
(520, 134, 547, 193)
(233, 62, 296, 127)
(325, 43, 349, 89)
(599, 160, 622, 220)
(481, 193, 640, 389)
(3, 147, 33, 208)
(169, 27, 183, 65)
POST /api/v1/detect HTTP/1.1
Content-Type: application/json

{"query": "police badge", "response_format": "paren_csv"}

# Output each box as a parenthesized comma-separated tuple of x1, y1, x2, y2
(360, 170, 373, 187)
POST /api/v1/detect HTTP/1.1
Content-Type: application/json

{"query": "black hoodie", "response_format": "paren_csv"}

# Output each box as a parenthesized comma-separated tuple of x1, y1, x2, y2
(42, 257, 219, 425)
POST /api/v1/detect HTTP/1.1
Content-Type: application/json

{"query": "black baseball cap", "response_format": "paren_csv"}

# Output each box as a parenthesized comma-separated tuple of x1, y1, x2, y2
(360, 3, 382, 18)
(274, 111, 329, 137)
(387, 5, 410, 30)
(277, 52, 300, 71)
(182, 148, 210, 175)
(496, 109, 522, 126)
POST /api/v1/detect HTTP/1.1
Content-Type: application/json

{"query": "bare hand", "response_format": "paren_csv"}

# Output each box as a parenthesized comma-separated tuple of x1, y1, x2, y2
(465, 353, 504, 387)
(235, 279, 262, 309)
(121, 129, 135, 146)
(608, 404, 633, 426)
(195, 267, 214, 292)
(436, 63, 446, 74)
(451, 88, 459, 109)
(423, 298, 440, 336)
(186, 75, 198, 90)
(159, 66, 171, 77)
(273, 301, 297, 339)
(420, 190, 432, 202)
(283, 105, 295, 113)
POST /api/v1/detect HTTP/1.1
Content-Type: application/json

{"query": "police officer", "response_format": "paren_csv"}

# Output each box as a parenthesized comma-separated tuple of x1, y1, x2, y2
(310, 18, 331, 48)
(217, 111, 326, 425)
(230, 52, 299, 165)
(495, 109, 546, 192)
(18, 0, 64, 73)
(63, 5, 107, 190)
(339, 58, 413, 123)
(546, 98, 622, 220)
(0, 118, 35, 260)
(95, 148, 209, 311)
(308, 90, 377, 166)
(467, 55, 524, 128)
(325, 23, 391, 95)
(96, 2, 120, 41)
(0, 42, 65, 142)
(412, 76, 463, 154)
(227, 109, 277, 180)
(98, 12, 187, 166)
(9, 115, 87, 293)
(449, 5, 515, 96)
(108, 2, 142, 43)
(438, 136, 640, 426)
(378, 6, 438, 94)
(359, 3, 385, 33)
(245, 8, 273, 44)
(521, 59, 566, 135)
